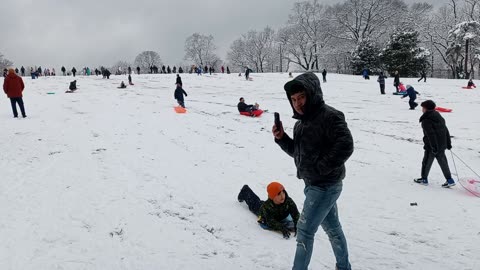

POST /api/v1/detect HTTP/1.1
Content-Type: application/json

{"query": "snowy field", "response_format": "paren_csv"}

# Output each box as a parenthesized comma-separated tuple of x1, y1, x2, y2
(0, 72, 479, 270)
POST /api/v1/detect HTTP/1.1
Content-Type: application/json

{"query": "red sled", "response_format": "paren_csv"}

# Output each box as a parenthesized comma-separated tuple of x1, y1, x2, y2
(240, 110, 264, 117)
(174, 106, 187, 113)
(462, 86, 475, 89)
(435, 107, 452, 113)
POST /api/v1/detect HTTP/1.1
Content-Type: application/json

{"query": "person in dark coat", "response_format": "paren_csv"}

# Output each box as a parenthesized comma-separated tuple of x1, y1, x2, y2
(66, 80, 77, 93)
(174, 84, 188, 108)
(178, 67, 183, 74)
(237, 97, 259, 115)
(227, 66, 230, 74)
(237, 182, 300, 239)
(20, 66, 25, 76)
(377, 72, 387, 94)
(176, 74, 183, 87)
(204, 65, 208, 74)
(15, 68, 19, 74)
(414, 100, 455, 188)
(71, 67, 77, 77)
(128, 66, 132, 75)
(467, 78, 476, 88)
(3, 68, 7, 77)
(393, 70, 400, 92)
(118, 81, 127, 89)
(245, 68, 252, 80)
(272, 72, 353, 270)
(418, 70, 426, 82)
(136, 66, 140, 74)
(3, 69, 26, 118)
(401, 85, 420, 110)
(322, 69, 327, 83)
(162, 65, 166, 74)
(61, 66, 66, 76)
(221, 66, 225, 74)
(172, 66, 177, 74)
(167, 66, 171, 74)
(128, 74, 134, 85)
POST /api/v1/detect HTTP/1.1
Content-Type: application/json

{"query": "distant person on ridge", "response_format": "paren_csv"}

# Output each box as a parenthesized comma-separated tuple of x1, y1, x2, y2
(176, 74, 183, 87)
(322, 69, 327, 83)
(72, 67, 77, 77)
(377, 72, 387, 95)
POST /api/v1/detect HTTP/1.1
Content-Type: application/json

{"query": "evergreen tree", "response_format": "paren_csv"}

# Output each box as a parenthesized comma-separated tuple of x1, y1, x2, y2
(350, 40, 381, 74)
(381, 30, 430, 77)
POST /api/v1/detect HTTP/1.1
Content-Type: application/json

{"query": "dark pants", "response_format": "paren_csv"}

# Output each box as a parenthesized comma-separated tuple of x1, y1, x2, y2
(322, 76, 326, 83)
(394, 82, 399, 92)
(421, 150, 452, 179)
(418, 76, 426, 82)
(10, 97, 26, 117)
(409, 99, 418, 109)
(177, 100, 185, 108)
(241, 185, 263, 215)
(380, 84, 385, 94)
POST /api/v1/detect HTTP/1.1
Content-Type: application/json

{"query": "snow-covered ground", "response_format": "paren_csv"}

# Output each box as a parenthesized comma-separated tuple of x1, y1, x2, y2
(0, 72, 479, 270)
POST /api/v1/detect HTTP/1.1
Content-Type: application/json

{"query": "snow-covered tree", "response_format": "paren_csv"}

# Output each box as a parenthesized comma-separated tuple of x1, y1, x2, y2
(0, 52, 13, 71)
(184, 33, 220, 67)
(447, 21, 480, 78)
(350, 40, 381, 74)
(134, 51, 162, 72)
(381, 30, 430, 76)
(111, 61, 131, 75)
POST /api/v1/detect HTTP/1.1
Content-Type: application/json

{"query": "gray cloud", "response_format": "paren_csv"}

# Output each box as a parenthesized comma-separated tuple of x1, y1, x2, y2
(0, 0, 447, 69)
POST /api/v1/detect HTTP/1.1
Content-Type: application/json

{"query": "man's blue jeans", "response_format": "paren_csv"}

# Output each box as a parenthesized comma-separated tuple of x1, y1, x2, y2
(293, 183, 351, 270)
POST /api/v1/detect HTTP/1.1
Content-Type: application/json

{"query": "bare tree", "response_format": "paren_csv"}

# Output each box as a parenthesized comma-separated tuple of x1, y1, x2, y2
(328, 0, 407, 43)
(134, 51, 162, 72)
(0, 52, 13, 71)
(184, 33, 220, 67)
(111, 61, 131, 75)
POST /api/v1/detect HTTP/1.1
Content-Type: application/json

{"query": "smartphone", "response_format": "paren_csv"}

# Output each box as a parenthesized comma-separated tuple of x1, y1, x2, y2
(274, 112, 282, 129)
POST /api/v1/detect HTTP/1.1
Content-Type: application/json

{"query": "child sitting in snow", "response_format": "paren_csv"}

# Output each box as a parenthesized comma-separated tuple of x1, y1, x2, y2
(118, 81, 127, 89)
(237, 182, 299, 239)
(401, 84, 420, 110)
(467, 78, 476, 88)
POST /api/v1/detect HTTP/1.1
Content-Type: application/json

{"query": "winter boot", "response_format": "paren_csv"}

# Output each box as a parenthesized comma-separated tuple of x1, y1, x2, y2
(414, 178, 428, 185)
(441, 178, 456, 188)
(238, 185, 249, 202)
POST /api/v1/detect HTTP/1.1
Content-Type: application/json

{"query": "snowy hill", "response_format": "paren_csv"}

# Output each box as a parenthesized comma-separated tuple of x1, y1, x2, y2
(0, 73, 479, 270)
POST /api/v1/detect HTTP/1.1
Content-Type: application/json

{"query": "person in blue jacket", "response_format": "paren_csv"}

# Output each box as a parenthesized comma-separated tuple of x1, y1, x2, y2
(401, 85, 420, 110)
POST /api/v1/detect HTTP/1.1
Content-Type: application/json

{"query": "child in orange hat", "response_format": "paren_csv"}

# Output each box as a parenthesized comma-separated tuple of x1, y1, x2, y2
(238, 182, 300, 239)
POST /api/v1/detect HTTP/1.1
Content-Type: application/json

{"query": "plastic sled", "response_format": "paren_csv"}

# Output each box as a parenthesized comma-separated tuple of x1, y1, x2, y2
(240, 109, 263, 117)
(462, 86, 475, 89)
(174, 106, 187, 113)
(392, 92, 405, 95)
(435, 107, 452, 113)
(47, 92, 55, 95)
(458, 177, 480, 197)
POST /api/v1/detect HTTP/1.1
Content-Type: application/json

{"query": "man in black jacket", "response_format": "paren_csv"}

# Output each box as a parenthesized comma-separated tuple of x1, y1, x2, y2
(414, 100, 455, 187)
(273, 72, 353, 270)
(237, 97, 259, 115)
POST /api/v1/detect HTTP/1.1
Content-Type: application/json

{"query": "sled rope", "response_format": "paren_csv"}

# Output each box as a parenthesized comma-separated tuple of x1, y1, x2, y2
(450, 151, 480, 198)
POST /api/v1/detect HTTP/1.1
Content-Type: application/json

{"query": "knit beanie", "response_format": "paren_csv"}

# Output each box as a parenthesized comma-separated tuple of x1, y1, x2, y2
(421, 100, 436, 110)
(267, 182, 284, 200)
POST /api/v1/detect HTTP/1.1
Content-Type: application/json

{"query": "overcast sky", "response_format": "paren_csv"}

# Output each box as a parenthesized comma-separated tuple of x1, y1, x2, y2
(0, 0, 447, 69)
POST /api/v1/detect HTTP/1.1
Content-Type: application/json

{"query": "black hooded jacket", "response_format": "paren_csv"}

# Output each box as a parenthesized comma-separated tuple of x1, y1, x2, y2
(275, 72, 354, 186)
(419, 110, 452, 152)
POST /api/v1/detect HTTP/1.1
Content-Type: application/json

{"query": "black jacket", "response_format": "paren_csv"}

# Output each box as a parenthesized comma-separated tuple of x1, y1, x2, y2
(420, 110, 452, 152)
(276, 72, 354, 186)
(394, 74, 400, 85)
(174, 87, 187, 101)
(176, 76, 183, 86)
(237, 101, 254, 112)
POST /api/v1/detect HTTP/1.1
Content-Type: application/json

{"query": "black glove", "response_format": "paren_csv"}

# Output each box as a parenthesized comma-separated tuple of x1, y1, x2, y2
(281, 227, 291, 239)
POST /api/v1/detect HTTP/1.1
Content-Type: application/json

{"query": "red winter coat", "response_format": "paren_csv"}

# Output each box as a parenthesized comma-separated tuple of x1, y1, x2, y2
(3, 72, 25, 98)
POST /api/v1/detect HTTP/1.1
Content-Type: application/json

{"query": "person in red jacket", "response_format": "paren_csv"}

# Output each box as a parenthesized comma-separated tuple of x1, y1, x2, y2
(3, 68, 26, 118)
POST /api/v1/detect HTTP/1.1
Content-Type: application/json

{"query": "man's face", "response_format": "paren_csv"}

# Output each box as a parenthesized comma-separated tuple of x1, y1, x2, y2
(240, 98, 244, 103)
(422, 107, 427, 113)
(290, 91, 307, 115)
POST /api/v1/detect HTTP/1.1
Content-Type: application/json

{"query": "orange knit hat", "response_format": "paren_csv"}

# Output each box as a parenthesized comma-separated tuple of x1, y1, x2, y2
(267, 182, 284, 200)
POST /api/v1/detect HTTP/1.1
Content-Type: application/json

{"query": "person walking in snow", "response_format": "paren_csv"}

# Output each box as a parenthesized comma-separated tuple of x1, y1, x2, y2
(174, 83, 188, 108)
(322, 69, 327, 83)
(221, 66, 225, 74)
(401, 85, 420, 110)
(20, 66, 25, 77)
(227, 66, 230, 74)
(136, 66, 140, 75)
(418, 70, 427, 83)
(237, 182, 299, 239)
(61, 66, 66, 76)
(273, 72, 353, 270)
(176, 74, 183, 87)
(377, 71, 387, 95)
(393, 70, 400, 92)
(128, 74, 134, 85)
(71, 67, 77, 77)
(245, 67, 252, 80)
(128, 66, 132, 75)
(414, 100, 455, 188)
(3, 69, 26, 118)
